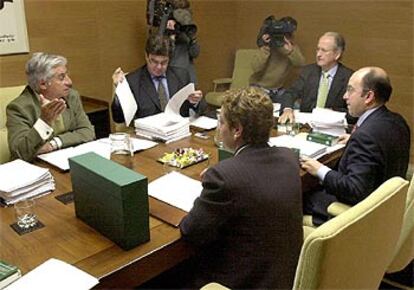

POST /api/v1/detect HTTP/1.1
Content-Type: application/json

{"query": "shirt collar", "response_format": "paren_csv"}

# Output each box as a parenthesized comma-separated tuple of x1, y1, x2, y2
(323, 64, 338, 78)
(356, 105, 382, 127)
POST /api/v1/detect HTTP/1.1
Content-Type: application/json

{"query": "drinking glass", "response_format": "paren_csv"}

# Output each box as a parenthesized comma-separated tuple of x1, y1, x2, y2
(14, 199, 38, 229)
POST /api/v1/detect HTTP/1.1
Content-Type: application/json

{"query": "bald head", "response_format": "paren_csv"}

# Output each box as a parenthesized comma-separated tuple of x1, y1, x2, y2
(357, 66, 392, 104)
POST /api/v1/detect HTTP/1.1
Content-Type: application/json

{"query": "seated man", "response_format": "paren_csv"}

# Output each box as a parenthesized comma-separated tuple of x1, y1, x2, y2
(279, 31, 353, 123)
(180, 88, 303, 289)
(6, 52, 95, 162)
(111, 33, 206, 123)
(249, 16, 305, 103)
(301, 67, 410, 225)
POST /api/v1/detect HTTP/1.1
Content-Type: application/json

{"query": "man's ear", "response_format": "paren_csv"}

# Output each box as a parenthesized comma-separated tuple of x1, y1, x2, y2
(233, 123, 243, 140)
(39, 80, 48, 91)
(365, 90, 376, 105)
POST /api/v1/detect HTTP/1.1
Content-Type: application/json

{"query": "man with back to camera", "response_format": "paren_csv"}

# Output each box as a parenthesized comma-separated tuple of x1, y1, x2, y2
(6, 52, 95, 162)
(180, 87, 303, 289)
(111, 33, 206, 124)
(300, 66, 410, 225)
(278, 31, 354, 124)
(249, 16, 305, 103)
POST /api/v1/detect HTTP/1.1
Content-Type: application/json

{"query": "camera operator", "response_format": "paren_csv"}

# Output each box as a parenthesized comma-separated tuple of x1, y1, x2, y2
(147, 0, 200, 83)
(249, 16, 305, 103)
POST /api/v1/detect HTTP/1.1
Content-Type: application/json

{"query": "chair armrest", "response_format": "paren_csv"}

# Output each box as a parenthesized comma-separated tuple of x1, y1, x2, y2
(212, 78, 232, 91)
(327, 201, 351, 216)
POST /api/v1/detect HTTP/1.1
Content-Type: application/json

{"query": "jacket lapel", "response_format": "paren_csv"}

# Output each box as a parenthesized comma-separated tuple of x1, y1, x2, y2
(141, 67, 162, 111)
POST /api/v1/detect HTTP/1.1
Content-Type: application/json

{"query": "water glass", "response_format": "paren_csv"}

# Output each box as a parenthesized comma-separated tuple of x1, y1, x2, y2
(14, 199, 38, 229)
(214, 110, 223, 148)
(109, 132, 133, 156)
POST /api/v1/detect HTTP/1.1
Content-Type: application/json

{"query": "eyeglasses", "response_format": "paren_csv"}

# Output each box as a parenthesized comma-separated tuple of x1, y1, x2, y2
(346, 85, 370, 94)
(148, 57, 169, 67)
(53, 71, 70, 82)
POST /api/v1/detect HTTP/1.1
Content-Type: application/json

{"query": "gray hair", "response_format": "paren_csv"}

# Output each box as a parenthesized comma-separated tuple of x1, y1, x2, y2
(322, 31, 346, 53)
(25, 52, 67, 92)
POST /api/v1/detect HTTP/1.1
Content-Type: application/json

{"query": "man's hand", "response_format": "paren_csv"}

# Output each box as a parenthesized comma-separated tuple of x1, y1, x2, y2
(36, 142, 54, 155)
(300, 155, 322, 177)
(112, 67, 125, 86)
(278, 108, 295, 124)
(262, 33, 271, 45)
(338, 133, 351, 144)
(283, 36, 294, 54)
(39, 94, 66, 125)
(188, 90, 203, 104)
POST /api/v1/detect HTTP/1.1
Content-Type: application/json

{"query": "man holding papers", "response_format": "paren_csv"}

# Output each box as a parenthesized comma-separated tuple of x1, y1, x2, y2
(6, 53, 95, 162)
(111, 34, 206, 124)
(180, 88, 303, 289)
(301, 67, 410, 226)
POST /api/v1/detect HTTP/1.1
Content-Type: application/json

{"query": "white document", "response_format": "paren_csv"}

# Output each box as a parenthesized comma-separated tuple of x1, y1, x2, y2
(37, 140, 110, 171)
(165, 83, 195, 117)
(273, 103, 281, 117)
(115, 78, 138, 126)
(189, 116, 217, 130)
(148, 171, 202, 212)
(269, 134, 327, 158)
(4, 258, 99, 290)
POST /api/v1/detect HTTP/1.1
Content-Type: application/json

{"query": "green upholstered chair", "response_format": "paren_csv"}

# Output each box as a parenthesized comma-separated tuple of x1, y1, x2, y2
(200, 176, 409, 290)
(204, 49, 258, 107)
(294, 176, 408, 289)
(0, 85, 25, 164)
(382, 173, 414, 289)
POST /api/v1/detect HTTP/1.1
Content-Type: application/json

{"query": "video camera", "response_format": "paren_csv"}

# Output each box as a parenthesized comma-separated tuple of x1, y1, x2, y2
(261, 16, 297, 47)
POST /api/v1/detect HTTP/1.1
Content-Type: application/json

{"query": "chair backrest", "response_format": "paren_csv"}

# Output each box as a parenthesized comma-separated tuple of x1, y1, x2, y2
(229, 49, 258, 89)
(0, 85, 25, 164)
(387, 173, 414, 273)
(293, 177, 409, 289)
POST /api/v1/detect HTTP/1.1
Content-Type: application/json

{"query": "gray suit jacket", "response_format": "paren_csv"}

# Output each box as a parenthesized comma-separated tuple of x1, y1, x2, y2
(111, 65, 206, 123)
(180, 144, 303, 289)
(6, 86, 95, 161)
(281, 62, 353, 113)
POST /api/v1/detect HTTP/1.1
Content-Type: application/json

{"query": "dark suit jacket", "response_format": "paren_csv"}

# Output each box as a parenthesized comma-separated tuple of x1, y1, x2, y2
(281, 62, 353, 113)
(305, 105, 410, 225)
(111, 65, 206, 123)
(180, 144, 303, 289)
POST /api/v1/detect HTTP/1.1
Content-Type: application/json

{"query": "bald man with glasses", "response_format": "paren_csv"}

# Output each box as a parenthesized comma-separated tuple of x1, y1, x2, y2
(111, 34, 206, 123)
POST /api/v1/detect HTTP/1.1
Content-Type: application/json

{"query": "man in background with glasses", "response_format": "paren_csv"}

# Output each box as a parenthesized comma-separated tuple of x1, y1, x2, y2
(300, 66, 410, 226)
(111, 33, 205, 123)
(278, 31, 353, 124)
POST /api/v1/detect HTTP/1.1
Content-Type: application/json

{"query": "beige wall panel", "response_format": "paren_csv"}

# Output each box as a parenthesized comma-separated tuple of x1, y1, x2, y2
(0, 0, 412, 161)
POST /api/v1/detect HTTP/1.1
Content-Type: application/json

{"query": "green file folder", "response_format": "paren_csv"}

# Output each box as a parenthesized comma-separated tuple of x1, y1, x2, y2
(69, 152, 149, 250)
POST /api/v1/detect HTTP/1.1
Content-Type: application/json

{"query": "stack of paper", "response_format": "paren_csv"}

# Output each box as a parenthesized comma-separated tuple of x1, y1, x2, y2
(135, 83, 195, 143)
(0, 159, 55, 206)
(135, 113, 191, 143)
(4, 258, 98, 290)
(309, 108, 347, 136)
(269, 134, 327, 158)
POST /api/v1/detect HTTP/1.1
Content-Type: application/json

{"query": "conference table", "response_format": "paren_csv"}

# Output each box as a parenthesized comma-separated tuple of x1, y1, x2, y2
(0, 129, 342, 289)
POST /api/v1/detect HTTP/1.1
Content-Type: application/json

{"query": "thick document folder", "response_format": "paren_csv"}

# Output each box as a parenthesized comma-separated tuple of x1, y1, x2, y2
(69, 152, 149, 250)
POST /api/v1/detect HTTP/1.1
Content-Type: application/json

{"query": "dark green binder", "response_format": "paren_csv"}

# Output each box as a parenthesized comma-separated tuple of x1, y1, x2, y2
(218, 147, 233, 161)
(69, 152, 149, 250)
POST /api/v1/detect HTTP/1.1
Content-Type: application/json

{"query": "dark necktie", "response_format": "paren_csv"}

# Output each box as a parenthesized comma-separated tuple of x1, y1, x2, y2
(156, 76, 167, 111)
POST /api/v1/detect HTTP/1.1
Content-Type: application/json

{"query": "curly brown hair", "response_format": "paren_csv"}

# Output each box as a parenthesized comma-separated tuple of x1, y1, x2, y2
(221, 87, 274, 144)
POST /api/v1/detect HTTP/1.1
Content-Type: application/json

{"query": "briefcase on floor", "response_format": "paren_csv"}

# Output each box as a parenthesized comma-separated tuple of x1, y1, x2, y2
(69, 152, 149, 250)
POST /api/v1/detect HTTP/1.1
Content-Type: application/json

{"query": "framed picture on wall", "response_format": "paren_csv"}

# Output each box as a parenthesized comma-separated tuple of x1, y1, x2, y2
(0, 0, 29, 55)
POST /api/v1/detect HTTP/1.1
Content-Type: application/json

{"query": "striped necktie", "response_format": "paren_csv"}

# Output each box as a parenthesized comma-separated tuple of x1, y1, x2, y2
(156, 76, 168, 111)
(316, 72, 330, 108)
